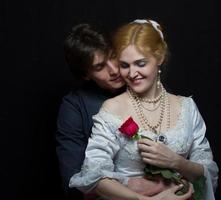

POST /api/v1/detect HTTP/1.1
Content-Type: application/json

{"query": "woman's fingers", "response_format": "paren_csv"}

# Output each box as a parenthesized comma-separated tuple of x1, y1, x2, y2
(138, 138, 155, 145)
(140, 151, 156, 158)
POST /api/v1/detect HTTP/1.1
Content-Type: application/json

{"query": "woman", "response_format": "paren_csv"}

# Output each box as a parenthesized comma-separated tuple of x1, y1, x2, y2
(69, 19, 218, 200)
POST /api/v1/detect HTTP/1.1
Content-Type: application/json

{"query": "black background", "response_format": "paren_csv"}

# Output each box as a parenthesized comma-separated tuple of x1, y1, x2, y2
(1, 0, 220, 199)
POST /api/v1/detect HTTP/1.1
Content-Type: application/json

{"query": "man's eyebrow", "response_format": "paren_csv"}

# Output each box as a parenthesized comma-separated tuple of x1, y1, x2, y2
(92, 61, 106, 67)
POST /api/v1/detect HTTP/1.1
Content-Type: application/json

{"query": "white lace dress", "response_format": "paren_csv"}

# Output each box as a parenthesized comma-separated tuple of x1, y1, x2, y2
(69, 97, 218, 200)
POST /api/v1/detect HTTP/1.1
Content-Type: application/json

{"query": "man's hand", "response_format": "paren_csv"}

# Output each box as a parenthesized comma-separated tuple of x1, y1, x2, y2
(127, 177, 174, 196)
(84, 192, 99, 200)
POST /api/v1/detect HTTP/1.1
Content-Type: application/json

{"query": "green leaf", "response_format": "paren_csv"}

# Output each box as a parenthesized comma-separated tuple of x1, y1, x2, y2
(161, 169, 174, 179)
(132, 134, 141, 140)
(144, 167, 151, 173)
(175, 179, 190, 195)
(151, 170, 161, 174)
(172, 172, 181, 178)
(143, 164, 206, 200)
(176, 190, 184, 195)
(192, 176, 206, 200)
(144, 165, 179, 180)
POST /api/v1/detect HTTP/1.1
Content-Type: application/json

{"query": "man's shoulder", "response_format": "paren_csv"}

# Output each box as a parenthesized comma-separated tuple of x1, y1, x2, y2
(61, 89, 81, 106)
(61, 87, 108, 116)
(62, 87, 99, 102)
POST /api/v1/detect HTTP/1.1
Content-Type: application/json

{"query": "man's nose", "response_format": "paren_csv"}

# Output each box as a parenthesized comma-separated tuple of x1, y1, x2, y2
(107, 60, 119, 75)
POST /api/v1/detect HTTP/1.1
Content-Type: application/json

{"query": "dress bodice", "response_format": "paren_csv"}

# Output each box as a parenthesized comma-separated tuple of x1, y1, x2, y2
(69, 97, 218, 200)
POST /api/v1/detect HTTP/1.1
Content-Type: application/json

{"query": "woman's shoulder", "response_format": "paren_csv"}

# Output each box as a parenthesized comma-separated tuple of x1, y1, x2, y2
(167, 93, 196, 118)
(168, 93, 194, 105)
(92, 93, 129, 134)
(168, 93, 201, 123)
(101, 92, 129, 115)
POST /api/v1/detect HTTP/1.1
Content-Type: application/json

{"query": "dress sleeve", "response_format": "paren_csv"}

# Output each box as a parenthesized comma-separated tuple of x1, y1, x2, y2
(69, 111, 129, 193)
(188, 98, 219, 199)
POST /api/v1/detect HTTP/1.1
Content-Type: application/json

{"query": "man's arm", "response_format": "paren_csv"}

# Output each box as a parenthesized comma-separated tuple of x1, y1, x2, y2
(128, 177, 174, 197)
(56, 93, 176, 198)
(94, 178, 192, 200)
(56, 93, 88, 194)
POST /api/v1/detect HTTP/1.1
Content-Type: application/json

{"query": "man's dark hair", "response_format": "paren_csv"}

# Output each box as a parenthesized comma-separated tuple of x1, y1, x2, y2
(64, 23, 111, 81)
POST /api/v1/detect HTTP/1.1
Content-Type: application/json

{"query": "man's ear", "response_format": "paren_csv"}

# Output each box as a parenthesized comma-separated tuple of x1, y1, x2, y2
(83, 76, 90, 81)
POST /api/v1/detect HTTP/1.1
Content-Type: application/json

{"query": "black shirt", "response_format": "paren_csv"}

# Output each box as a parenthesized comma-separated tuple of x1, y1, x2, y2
(56, 82, 124, 199)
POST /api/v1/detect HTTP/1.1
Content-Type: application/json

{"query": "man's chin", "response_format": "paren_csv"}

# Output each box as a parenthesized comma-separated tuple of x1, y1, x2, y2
(109, 83, 125, 90)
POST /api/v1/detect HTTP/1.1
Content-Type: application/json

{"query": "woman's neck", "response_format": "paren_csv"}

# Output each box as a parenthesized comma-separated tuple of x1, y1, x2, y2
(138, 83, 163, 101)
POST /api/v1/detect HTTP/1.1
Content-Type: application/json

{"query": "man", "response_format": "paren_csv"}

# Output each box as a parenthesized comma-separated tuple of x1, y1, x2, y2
(56, 23, 125, 199)
(56, 23, 175, 200)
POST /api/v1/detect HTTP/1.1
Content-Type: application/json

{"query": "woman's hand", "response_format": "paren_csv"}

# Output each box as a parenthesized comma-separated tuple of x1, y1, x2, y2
(138, 138, 204, 182)
(137, 138, 181, 169)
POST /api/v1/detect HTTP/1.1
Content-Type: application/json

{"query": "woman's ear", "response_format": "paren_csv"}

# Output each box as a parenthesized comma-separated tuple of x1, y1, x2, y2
(158, 54, 165, 66)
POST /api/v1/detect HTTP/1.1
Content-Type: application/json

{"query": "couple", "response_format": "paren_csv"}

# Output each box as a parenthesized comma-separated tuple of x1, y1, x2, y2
(56, 20, 218, 200)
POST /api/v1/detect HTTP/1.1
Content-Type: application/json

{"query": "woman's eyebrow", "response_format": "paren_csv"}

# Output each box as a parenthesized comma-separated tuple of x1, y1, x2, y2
(119, 58, 146, 63)
(134, 58, 147, 63)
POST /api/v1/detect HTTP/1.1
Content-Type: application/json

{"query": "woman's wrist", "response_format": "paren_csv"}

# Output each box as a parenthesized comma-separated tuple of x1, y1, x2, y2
(172, 153, 186, 171)
(172, 154, 204, 181)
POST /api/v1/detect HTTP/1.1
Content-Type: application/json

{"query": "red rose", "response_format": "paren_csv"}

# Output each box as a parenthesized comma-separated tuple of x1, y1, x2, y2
(118, 117, 139, 138)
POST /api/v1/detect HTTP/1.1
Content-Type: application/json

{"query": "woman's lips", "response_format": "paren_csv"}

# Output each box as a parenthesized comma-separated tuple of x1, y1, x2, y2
(130, 78, 144, 85)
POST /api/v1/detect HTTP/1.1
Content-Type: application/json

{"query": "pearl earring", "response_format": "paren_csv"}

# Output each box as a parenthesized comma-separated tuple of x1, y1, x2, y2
(157, 69, 161, 89)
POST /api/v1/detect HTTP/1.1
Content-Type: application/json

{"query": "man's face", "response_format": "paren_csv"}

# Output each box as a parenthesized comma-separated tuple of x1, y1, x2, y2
(87, 51, 125, 91)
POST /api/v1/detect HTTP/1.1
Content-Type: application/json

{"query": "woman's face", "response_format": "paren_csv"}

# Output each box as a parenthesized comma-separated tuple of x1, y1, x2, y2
(119, 45, 163, 95)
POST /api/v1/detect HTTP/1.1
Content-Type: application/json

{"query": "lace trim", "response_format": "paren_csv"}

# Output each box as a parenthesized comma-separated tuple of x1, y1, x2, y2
(97, 96, 190, 135)
(97, 97, 193, 153)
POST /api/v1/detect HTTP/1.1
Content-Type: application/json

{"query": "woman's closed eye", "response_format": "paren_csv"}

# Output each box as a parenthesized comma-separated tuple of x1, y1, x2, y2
(119, 59, 147, 69)
(134, 59, 148, 67)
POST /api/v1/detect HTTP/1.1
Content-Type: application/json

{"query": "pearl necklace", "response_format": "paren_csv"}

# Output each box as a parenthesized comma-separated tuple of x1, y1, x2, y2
(140, 100, 161, 112)
(139, 83, 164, 104)
(127, 86, 170, 134)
